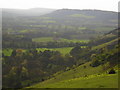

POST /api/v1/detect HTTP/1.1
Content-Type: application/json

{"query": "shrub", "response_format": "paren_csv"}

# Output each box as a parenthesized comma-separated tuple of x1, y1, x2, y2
(108, 69, 116, 74)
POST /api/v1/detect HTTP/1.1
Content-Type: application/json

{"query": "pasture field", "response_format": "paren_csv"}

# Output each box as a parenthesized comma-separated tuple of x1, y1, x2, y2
(32, 37, 90, 43)
(32, 37, 54, 42)
(69, 14, 95, 19)
(3, 48, 13, 56)
(28, 61, 118, 88)
(36, 47, 74, 55)
(60, 38, 89, 43)
(36, 46, 86, 55)
(30, 74, 118, 88)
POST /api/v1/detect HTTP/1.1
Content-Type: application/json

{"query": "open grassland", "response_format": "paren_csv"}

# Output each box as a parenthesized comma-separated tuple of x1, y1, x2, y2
(32, 37, 90, 43)
(36, 46, 86, 55)
(30, 74, 118, 88)
(59, 38, 89, 43)
(69, 14, 95, 19)
(2, 48, 13, 56)
(36, 47, 74, 55)
(28, 62, 118, 88)
(32, 37, 54, 42)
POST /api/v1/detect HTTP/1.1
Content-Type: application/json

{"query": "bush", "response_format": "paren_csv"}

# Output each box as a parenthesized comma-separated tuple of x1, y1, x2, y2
(108, 69, 116, 74)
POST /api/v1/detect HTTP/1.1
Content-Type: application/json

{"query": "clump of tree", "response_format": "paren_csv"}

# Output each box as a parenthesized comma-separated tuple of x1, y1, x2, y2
(108, 69, 116, 74)
(3, 33, 88, 49)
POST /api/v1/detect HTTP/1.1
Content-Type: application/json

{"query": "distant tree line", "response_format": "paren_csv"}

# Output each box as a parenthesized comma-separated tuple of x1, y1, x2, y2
(3, 33, 87, 49)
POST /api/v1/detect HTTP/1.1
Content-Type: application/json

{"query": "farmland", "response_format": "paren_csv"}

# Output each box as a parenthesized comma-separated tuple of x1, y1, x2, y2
(32, 37, 90, 43)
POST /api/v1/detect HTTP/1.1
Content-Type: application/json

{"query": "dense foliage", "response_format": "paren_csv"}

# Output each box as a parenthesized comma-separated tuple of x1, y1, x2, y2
(3, 49, 76, 88)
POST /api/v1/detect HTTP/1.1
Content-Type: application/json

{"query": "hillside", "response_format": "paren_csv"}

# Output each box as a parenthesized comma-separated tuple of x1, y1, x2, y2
(28, 29, 119, 88)
(44, 9, 117, 26)
(2, 9, 117, 40)
(29, 64, 118, 88)
(34, 74, 118, 88)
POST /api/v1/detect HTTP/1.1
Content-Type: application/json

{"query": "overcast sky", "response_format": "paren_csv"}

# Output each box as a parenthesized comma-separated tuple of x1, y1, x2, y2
(0, 0, 119, 11)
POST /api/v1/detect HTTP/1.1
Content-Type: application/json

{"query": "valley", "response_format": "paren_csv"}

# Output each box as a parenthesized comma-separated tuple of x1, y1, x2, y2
(2, 8, 119, 89)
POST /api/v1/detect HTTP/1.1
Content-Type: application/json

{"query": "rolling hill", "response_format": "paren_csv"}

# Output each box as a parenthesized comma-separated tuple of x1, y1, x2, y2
(2, 9, 117, 39)
(27, 29, 119, 88)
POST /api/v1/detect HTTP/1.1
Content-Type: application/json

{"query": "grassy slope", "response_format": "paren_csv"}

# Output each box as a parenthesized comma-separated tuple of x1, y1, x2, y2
(31, 74, 118, 88)
(28, 61, 118, 88)
(28, 37, 119, 88)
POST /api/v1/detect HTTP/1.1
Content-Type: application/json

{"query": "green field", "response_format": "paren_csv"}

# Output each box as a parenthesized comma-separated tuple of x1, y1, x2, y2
(36, 47, 74, 55)
(28, 62, 118, 88)
(32, 37, 89, 43)
(32, 37, 54, 42)
(3, 49, 13, 56)
(70, 14, 95, 19)
(59, 38, 89, 43)
(36, 46, 87, 55)
(30, 74, 118, 88)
